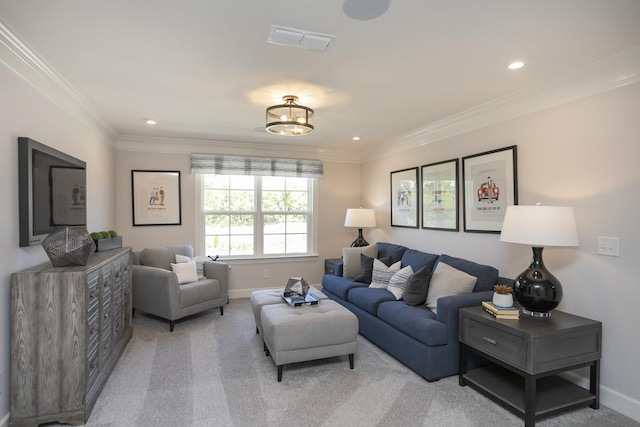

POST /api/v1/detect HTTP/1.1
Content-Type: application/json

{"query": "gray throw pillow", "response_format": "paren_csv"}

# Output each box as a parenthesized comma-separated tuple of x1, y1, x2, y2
(403, 267, 433, 306)
(425, 262, 477, 314)
(342, 244, 378, 278)
(354, 255, 391, 283)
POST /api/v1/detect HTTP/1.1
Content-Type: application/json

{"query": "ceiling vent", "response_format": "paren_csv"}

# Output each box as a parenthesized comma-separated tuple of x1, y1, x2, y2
(267, 25, 336, 51)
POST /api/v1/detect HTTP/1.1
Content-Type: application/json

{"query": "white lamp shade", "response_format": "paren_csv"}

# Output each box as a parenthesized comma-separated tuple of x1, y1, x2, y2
(344, 208, 377, 228)
(500, 205, 579, 247)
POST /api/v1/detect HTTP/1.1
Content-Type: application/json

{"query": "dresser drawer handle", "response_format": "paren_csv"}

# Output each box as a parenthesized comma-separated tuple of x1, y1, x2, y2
(483, 336, 497, 345)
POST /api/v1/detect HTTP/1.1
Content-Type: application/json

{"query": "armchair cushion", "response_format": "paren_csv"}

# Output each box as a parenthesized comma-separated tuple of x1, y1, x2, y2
(175, 254, 205, 279)
(171, 260, 199, 284)
(140, 244, 194, 270)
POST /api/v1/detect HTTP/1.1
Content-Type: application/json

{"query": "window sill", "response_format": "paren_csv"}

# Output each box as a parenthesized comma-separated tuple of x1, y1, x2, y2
(201, 254, 319, 265)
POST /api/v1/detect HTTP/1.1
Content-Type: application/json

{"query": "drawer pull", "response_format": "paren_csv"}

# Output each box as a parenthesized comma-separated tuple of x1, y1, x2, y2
(483, 336, 497, 345)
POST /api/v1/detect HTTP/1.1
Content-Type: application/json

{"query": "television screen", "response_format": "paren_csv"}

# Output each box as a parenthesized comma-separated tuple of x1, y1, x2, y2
(18, 137, 87, 247)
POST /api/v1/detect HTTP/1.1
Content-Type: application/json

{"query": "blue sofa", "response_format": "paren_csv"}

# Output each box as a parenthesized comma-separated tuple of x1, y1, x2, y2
(321, 242, 513, 381)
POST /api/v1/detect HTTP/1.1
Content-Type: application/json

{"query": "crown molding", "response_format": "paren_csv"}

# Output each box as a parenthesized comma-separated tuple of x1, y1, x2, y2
(0, 20, 119, 144)
(361, 45, 640, 162)
(116, 135, 362, 163)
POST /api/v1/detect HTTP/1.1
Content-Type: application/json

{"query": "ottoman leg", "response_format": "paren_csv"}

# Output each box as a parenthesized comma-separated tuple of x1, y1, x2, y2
(277, 365, 283, 382)
(265, 344, 270, 357)
(349, 354, 354, 369)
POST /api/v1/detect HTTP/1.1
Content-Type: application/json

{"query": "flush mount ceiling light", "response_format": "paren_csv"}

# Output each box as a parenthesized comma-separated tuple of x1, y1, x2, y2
(266, 95, 314, 136)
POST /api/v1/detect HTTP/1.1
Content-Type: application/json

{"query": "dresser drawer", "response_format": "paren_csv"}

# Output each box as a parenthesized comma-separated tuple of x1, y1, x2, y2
(460, 317, 528, 370)
(87, 272, 100, 315)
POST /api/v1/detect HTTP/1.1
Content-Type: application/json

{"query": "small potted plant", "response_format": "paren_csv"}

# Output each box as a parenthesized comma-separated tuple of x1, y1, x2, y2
(91, 230, 122, 252)
(492, 284, 514, 308)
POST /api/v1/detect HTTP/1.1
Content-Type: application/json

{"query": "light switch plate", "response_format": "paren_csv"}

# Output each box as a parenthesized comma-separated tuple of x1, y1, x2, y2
(597, 236, 619, 256)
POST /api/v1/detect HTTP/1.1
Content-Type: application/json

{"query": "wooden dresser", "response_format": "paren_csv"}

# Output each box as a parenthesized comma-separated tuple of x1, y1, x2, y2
(10, 248, 133, 427)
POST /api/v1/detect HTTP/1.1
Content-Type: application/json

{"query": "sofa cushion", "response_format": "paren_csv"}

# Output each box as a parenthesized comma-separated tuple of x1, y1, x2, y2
(377, 242, 408, 264)
(354, 255, 391, 284)
(322, 275, 367, 300)
(387, 265, 414, 300)
(140, 244, 194, 270)
(370, 259, 401, 288)
(342, 244, 378, 278)
(179, 278, 220, 307)
(403, 267, 433, 306)
(171, 260, 199, 284)
(348, 287, 396, 315)
(400, 249, 439, 273)
(425, 262, 477, 314)
(437, 254, 499, 292)
(377, 302, 447, 346)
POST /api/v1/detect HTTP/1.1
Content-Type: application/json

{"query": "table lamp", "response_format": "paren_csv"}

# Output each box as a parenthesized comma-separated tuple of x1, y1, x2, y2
(499, 204, 579, 317)
(344, 208, 377, 247)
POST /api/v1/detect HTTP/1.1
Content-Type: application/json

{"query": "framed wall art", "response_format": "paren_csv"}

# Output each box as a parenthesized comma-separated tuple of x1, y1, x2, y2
(131, 170, 182, 226)
(421, 159, 459, 231)
(462, 146, 518, 233)
(390, 167, 419, 228)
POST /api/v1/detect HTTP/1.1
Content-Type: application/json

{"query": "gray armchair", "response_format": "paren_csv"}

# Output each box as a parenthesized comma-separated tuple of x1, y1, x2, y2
(131, 244, 229, 331)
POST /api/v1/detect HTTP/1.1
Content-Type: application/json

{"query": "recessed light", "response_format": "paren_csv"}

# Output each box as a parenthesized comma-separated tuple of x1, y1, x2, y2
(352, 136, 361, 141)
(508, 61, 524, 70)
(145, 119, 157, 125)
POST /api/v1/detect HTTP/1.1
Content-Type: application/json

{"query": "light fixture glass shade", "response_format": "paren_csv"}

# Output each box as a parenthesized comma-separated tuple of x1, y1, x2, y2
(266, 95, 314, 136)
(499, 205, 579, 317)
(344, 208, 376, 247)
(344, 208, 377, 228)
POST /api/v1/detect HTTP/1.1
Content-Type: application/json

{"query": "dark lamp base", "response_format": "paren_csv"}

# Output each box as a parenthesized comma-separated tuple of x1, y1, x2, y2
(513, 247, 563, 317)
(350, 228, 369, 247)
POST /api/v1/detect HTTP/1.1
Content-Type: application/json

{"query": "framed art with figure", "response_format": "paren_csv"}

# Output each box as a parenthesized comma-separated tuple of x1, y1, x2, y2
(391, 167, 418, 228)
(421, 159, 459, 231)
(462, 146, 517, 233)
(132, 170, 182, 226)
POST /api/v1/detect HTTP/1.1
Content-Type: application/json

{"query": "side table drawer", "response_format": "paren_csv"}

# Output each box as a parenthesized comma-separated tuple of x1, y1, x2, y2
(460, 318, 527, 370)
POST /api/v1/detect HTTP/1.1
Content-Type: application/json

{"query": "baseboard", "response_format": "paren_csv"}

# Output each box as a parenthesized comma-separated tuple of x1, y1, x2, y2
(554, 370, 639, 422)
(1, 411, 9, 427)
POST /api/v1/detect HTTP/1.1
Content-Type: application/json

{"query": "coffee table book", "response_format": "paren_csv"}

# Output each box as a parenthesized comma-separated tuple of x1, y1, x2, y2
(482, 301, 520, 319)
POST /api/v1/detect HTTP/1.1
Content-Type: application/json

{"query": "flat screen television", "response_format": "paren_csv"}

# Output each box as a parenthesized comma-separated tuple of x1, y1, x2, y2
(18, 137, 87, 247)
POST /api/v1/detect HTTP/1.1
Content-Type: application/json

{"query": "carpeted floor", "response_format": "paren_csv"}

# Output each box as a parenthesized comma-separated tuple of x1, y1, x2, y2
(54, 298, 638, 427)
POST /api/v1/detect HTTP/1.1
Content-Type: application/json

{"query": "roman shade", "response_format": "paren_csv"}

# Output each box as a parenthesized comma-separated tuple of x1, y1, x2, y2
(191, 154, 323, 178)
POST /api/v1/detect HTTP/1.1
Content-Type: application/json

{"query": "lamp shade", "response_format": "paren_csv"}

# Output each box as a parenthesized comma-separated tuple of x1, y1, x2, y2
(344, 208, 377, 228)
(500, 205, 579, 247)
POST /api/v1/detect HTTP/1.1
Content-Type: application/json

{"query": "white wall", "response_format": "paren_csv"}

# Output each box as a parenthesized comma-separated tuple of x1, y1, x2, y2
(362, 82, 640, 420)
(115, 147, 361, 297)
(0, 66, 118, 423)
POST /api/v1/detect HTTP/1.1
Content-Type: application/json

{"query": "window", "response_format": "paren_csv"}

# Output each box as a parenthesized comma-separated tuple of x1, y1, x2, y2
(200, 174, 314, 258)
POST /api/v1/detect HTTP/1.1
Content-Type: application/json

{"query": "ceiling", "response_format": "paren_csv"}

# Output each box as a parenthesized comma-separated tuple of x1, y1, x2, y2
(1, 0, 640, 153)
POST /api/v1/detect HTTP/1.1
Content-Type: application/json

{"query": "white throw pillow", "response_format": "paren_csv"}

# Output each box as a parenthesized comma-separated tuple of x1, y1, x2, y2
(425, 262, 477, 313)
(369, 259, 401, 288)
(175, 254, 205, 280)
(171, 260, 199, 285)
(387, 265, 414, 300)
(342, 244, 378, 278)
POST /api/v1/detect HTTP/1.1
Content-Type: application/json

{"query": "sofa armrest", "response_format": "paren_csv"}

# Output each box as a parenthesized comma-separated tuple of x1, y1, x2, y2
(203, 261, 229, 301)
(435, 290, 494, 325)
(131, 265, 180, 318)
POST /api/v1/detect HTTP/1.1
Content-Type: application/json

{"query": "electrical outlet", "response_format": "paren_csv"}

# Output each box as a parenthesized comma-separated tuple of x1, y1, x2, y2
(263, 269, 269, 279)
(597, 236, 619, 257)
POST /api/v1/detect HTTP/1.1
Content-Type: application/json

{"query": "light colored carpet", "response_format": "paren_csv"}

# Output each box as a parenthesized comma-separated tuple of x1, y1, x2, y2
(56, 298, 637, 427)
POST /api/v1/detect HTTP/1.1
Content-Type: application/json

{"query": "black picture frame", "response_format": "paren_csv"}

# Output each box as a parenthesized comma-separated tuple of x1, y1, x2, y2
(390, 167, 419, 228)
(131, 170, 182, 226)
(421, 159, 459, 231)
(462, 146, 518, 233)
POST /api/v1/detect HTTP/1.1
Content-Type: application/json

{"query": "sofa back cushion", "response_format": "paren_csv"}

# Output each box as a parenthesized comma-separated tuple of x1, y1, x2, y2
(400, 248, 439, 273)
(436, 254, 498, 292)
(140, 244, 194, 270)
(377, 242, 408, 264)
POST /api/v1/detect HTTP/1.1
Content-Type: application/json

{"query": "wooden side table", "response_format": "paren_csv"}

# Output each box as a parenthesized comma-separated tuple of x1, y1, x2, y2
(324, 258, 342, 275)
(459, 306, 601, 427)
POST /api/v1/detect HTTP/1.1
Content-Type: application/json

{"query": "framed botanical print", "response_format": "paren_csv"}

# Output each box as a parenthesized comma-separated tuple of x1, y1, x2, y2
(131, 170, 182, 226)
(462, 146, 517, 233)
(390, 167, 419, 228)
(421, 159, 459, 231)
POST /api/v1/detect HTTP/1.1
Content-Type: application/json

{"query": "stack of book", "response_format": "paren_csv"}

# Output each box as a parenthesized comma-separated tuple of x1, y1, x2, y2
(481, 301, 520, 319)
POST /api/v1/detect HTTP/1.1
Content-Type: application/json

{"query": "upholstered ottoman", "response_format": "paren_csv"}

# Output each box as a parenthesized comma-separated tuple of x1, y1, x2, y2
(261, 299, 358, 381)
(250, 287, 328, 336)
